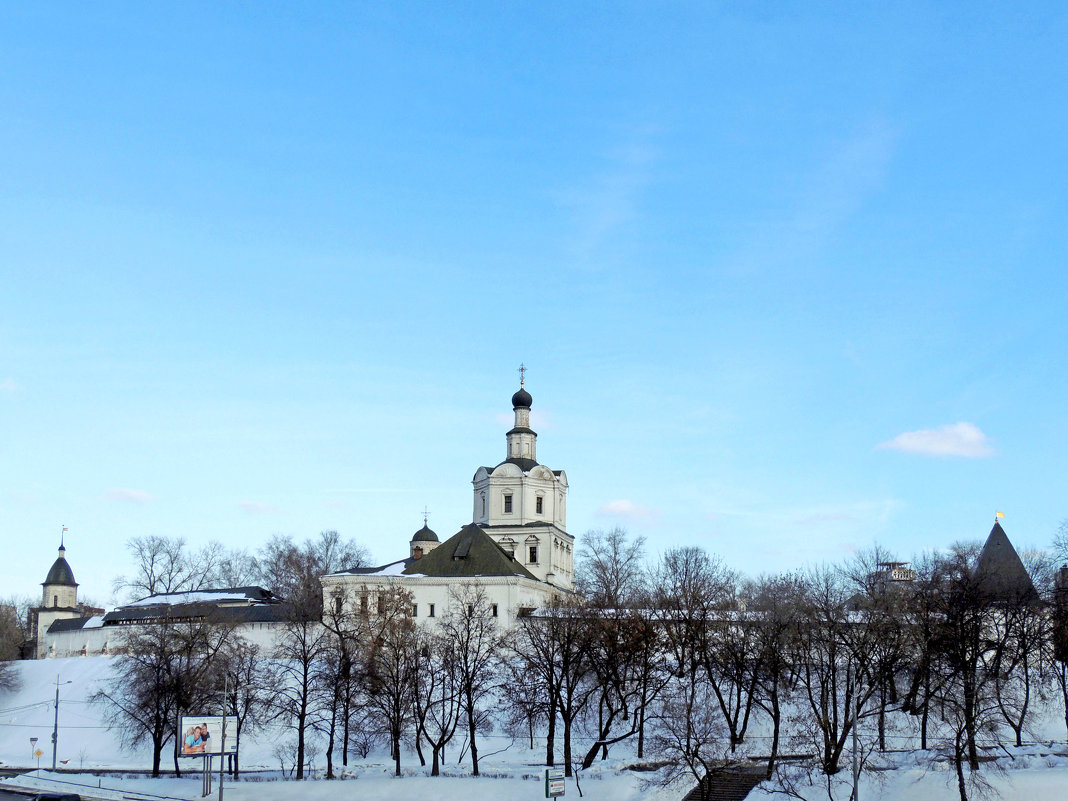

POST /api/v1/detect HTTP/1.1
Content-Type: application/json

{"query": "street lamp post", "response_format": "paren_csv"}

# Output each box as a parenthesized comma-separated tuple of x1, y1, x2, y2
(52, 676, 72, 771)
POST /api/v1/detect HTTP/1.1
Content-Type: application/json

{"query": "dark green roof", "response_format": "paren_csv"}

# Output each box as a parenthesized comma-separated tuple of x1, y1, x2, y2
(403, 523, 539, 580)
(43, 549, 77, 587)
(974, 521, 1038, 603)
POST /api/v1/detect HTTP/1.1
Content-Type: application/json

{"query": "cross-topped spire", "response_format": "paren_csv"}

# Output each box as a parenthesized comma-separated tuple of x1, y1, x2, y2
(518, 362, 526, 388)
(423, 506, 430, 526)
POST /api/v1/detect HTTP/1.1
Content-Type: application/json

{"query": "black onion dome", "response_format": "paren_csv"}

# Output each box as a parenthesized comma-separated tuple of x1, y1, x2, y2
(43, 551, 78, 587)
(511, 386, 533, 409)
(411, 524, 439, 543)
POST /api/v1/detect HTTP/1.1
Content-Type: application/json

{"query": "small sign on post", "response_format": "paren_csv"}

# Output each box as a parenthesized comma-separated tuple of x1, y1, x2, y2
(545, 767, 565, 798)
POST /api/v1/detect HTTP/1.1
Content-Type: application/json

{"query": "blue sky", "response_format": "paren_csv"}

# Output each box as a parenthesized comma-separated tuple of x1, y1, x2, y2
(2, 3, 1066, 605)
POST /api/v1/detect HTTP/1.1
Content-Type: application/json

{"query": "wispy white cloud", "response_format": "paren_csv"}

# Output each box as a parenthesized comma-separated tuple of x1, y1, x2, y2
(597, 499, 659, 523)
(557, 128, 660, 269)
(106, 488, 157, 505)
(239, 501, 281, 515)
(733, 119, 899, 274)
(877, 422, 993, 458)
(0, 378, 19, 395)
(324, 499, 346, 509)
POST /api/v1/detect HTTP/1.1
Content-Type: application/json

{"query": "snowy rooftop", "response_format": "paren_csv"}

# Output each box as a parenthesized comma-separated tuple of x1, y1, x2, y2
(123, 586, 276, 608)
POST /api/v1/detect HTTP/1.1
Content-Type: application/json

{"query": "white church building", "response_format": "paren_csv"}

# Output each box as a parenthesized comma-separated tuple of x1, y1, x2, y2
(322, 379, 576, 625)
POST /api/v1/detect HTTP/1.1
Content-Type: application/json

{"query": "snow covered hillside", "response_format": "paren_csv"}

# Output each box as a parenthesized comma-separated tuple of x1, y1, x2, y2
(3, 656, 1068, 801)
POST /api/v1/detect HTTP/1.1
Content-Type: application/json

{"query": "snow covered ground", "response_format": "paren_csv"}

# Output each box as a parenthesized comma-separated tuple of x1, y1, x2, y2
(3, 657, 1068, 800)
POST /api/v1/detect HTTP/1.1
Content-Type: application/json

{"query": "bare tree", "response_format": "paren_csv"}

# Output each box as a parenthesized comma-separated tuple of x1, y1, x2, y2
(578, 607, 659, 768)
(1053, 519, 1068, 565)
(0, 600, 28, 684)
(790, 565, 879, 777)
(410, 628, 463, 776)
(650, 674, 729, 801)
(219, 637, 270, 778)
(438, 584, 505, 775)
(924, 543, 1020, 801)
(93, 610, 235, 776)
(259, 531, 368, 779)
(113, 536, 226, 601)
(747, 573, 803, 778)
(576, 528, 647, 608)
(512, 598, 596, 776)
(360, 585, 417, 777)
(0, 603, 19, 692)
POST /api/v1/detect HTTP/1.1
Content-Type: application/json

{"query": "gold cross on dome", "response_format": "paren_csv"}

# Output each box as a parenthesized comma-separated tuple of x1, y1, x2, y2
(518, 363, 527, 387)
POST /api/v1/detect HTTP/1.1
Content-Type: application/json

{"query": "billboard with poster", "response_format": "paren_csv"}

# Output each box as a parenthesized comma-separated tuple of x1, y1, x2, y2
(178, 715, 238, 756)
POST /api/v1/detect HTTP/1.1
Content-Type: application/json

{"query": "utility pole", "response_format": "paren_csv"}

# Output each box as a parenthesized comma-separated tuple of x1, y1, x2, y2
(852, 687, 860, 801)
(51, 676, 70, 771)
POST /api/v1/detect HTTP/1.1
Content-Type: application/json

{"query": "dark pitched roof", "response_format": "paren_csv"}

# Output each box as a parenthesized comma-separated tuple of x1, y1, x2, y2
(47, 616, 101, 633)
(974, 521, 1038, 603)
(43, 550, 77, 587)
(103, 601, 285, 626)
(124, 586, 277, 607)
(403, 523, 539, 580)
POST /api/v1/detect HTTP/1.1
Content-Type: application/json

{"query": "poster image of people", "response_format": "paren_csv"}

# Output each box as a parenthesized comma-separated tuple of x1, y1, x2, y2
(178, 715, 238, 756)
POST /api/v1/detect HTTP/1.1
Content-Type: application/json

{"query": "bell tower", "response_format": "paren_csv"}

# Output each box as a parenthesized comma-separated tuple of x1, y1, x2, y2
(471, 372, 574, 589)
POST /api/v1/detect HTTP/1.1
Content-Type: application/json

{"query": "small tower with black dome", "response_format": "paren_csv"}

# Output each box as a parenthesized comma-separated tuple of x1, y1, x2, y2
(410, 514, 440, 560)
(32, 533, 87, 657)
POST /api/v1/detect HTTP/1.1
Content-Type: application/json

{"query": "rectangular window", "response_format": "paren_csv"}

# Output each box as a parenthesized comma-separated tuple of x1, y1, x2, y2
(360, 594, 369, 612)
(504, 494, 513, 513)
(536, 496, 543, 514)
(429, 603, 436, 618)
(491, 604, 498, 618)
(528, 545, 538, 564)
(412, 604, 418, 617)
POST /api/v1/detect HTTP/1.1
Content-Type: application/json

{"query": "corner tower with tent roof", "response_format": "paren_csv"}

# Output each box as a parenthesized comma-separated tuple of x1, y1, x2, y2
(471, 376, 573, 590)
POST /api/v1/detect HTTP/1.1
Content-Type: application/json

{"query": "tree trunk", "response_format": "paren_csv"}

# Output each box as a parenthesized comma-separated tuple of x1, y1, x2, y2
(954, 729, 969, 801)
(637, 699, 646, 758)
(296, 704, 306, 779)
(342, 692, 350, 767)
(326, 708, 336, 779)
(466, 693, 480, 775)
(545, 697, 557, 766)
(766, 698, 781, 780)
(963, 671, 979, 771)
(393, 727, 402, 777)
(563, 715, 573, 778)
(151, 734, 163, 778)
(172, 731, 181, 776)
(233, 729, 241, 779)
(920, 670, 930, 751)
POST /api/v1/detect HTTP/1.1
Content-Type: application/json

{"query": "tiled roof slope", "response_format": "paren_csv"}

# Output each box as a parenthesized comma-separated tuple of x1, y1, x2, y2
(402, 523, 539, 580)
